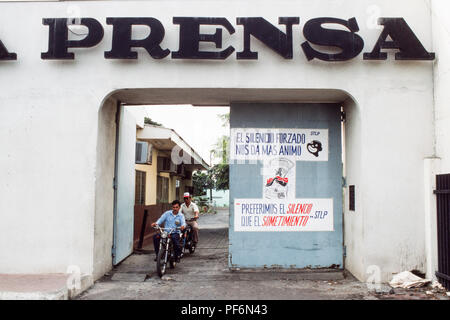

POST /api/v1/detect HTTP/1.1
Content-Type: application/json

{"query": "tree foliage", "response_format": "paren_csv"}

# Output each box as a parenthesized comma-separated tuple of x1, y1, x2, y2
(193, 112, 230, 195)
(217, 113, 229, 127)
(209, 163, 229, 191)
(208, 112, 230, 191)
(210, 135, 229, 164)
(144, 117, 162, 126)
(192, 170, 214, 197)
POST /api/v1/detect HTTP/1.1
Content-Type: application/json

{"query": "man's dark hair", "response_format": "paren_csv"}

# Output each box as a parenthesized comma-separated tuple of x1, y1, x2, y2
(171, 200, 181, 206)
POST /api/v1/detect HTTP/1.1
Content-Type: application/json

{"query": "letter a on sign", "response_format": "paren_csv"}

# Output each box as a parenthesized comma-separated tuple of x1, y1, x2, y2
(0, 39, 17, 60)
(364, 18, 435, 60)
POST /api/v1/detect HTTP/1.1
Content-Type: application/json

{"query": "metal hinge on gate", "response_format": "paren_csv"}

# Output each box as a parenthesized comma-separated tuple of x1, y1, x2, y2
(341, 111, 346, 122)
(343, 246, 347, 258)
(111, 246, 116, 258)
(113, 177, 117, 190)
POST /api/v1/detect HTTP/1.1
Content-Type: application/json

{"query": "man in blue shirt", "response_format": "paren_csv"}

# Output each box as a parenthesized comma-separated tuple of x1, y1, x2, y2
(151, 200, 186, 262)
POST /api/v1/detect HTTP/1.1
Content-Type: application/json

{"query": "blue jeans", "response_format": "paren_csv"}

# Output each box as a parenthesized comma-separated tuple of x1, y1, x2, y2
(153, 233, 182, 258)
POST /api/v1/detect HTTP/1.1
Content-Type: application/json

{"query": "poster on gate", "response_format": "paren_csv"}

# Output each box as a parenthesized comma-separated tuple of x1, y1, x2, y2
(261, 157, 296, 200)
(234, 198, 334, 232)
(230, 128, 328, 162)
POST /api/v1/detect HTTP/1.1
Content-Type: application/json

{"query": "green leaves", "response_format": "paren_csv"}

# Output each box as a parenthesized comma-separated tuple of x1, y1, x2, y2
(209, 163, 229, 191)
(144, 117, 162, 126)
(193, 112, 230, 196)
(192, 163, 229, 196)
(192, 171, 214, 196)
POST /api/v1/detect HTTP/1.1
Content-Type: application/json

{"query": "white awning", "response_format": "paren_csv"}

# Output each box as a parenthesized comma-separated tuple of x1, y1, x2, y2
(137, 125, 210, 171)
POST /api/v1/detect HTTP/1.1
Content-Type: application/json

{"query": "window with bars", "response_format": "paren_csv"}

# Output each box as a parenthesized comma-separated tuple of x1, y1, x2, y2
(135, 170, 146, 206)
(157, 175, 169, 204)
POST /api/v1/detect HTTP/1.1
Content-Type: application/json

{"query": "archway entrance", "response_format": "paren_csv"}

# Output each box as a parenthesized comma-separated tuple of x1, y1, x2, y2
(93, 88, 354, 280)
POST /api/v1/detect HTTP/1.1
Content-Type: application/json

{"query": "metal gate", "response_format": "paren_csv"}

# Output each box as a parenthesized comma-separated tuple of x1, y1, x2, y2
(229, 103, 343, 269)
(435, 173, 450, 290)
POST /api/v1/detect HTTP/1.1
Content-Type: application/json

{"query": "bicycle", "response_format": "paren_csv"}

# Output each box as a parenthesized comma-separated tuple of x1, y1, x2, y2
(153, 225, 182, 278)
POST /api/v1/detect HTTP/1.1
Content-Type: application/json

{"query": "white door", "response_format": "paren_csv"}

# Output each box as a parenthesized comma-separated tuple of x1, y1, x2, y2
(113, 105, 136, 265)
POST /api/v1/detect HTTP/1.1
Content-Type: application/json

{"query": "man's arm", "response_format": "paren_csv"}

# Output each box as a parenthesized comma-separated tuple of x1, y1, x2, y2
(193, 203, 200, 219)
(180, 213, 187, 228)
(152, 211, 167, 227)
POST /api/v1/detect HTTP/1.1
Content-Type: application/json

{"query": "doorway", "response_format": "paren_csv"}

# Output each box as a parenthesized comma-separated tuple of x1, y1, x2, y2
(93, 88, 352, 280)
(111, 102, 230, 272)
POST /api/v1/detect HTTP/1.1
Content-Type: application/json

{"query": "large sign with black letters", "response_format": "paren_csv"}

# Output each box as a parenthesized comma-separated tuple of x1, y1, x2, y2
(0, 16, 435, 61)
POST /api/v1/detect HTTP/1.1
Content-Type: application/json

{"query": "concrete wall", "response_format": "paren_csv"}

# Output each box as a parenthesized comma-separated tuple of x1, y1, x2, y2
(343, 82, 434, 281)
(363, 78, 432, 279)
(343, 97, 365, 281)
(93, 97, 116, 280)
(432, 0, 450, 172)
(424, 0, 450, 281)
(0, 0, 438, 283)
(0, 90, 100, 275)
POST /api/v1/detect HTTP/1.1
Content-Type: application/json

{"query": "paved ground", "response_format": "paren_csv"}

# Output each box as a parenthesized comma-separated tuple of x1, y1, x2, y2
(77, 209, 449, 300)
(0, 274, 70, 300)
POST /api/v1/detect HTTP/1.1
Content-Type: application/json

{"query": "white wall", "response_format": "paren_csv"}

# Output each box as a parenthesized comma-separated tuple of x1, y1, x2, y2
(93, 97, 116, 280)
(343, 97, 365, 281)
(424, 0, 450, 281)
(0, 90, 100, 274)
(432, 0, 450, 172)
(0, 0, 437, 283)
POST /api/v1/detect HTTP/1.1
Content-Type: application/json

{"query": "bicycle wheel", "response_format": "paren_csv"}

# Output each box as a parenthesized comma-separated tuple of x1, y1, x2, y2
(156, 247, 167, 277)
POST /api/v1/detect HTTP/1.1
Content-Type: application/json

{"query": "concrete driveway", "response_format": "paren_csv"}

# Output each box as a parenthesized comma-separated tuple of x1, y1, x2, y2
(77, 208, 380, 300)
(77, 208, 448, 300)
